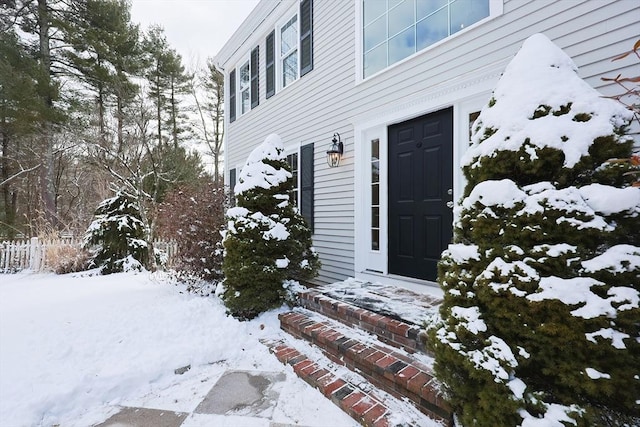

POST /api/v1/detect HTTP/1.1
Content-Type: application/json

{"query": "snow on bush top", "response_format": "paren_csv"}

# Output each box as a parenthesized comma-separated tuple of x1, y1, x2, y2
(235, 134, 292, 195)
(462, 179, 640, 224)
(462, 33, 633, 169)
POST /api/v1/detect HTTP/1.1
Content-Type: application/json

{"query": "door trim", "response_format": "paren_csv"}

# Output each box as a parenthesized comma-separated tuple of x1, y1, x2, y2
(353, 88, 496, 287)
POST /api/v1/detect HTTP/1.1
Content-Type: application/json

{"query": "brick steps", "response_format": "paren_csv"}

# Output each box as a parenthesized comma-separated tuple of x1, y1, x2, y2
(298, 289, 429, 355)
(279, 309, 452, 425)
(264, 339, 426, 427)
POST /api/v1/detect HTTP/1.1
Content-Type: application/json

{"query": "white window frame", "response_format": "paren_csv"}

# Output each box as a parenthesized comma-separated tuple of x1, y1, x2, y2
(355, 0, 504, 83)
(238, 57, 251, 116)
(276, 6, 301, 91)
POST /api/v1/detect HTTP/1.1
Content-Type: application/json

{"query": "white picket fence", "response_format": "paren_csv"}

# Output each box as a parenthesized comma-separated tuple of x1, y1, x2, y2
(0, 237, 178, 273)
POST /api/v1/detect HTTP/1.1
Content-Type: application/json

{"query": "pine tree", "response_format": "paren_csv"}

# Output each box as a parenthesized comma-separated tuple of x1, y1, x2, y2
(222, 134, 320, 320)
(83, 190, 149, 274)
(61, 0, 142, 149)
(143, 26, 190, 148)
(430, 34, 639, 426)
(191, 58, 224, 184)
(0, 29, 47, 237)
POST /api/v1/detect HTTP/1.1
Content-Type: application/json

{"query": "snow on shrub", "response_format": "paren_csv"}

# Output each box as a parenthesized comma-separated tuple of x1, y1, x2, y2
(83, 190, 149, 275)
(430, 34, 639, 426)
(222, 134, 320, 320)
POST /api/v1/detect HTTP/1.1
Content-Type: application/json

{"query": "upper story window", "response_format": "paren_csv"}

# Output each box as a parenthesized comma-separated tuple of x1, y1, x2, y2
(269, 0, 313, 93)
(229, 46, 259, 123)
(281, 15, 299, 88)
(363, 0, 492, 79)
(239, 60, 251, 114)
(229, 0, 313, 122)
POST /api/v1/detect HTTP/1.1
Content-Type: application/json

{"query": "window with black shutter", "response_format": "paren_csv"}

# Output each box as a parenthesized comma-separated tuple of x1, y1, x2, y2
(266, 31, 275, 98)
(250, 46, 259, 108)
(300, 0, 313, 76)
(300, 143, 314, 231)
(229, 69, 236, 123)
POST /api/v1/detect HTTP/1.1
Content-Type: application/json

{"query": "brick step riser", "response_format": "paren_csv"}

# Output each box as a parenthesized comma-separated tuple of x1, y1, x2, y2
(279, 311, 452, 424)
(265, 340, 401, 427)
(298, 290, 431, 356)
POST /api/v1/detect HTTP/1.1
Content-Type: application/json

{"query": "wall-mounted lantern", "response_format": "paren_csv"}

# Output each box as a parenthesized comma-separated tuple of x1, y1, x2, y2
(326, 132, 344, 168)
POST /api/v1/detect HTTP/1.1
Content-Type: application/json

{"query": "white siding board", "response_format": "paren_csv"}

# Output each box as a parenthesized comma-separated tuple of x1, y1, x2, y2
(221, 0, 358, 285)
(220, 0, 639, 286)
(311, 239, 354, 253)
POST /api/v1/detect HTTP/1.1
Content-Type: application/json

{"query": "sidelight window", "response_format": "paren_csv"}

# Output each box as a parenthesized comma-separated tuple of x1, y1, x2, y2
(371, 138, 380, 251)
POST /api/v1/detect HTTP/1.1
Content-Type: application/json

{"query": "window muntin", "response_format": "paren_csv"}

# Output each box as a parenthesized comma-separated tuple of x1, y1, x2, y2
(280, 15, 299, 88)
(363, 0, 490, 78)
(239, 60, 251, 114)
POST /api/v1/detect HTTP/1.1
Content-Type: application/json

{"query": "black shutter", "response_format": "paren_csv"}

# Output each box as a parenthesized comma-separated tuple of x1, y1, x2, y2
(265, 30, 275, 98)
(300, 0, 313, 76)
(300, 143, 314, 231)
(229, 69, 236, 123)
(250, 46, 259, 108)
(229, 168, 237, 207)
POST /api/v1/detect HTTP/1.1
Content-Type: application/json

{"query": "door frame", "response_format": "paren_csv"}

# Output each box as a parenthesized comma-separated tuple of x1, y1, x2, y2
(353, 93, 491, 289)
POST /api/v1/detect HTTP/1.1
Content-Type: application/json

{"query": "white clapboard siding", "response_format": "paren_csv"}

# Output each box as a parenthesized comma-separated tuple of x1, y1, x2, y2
(218, 0, 640, 285)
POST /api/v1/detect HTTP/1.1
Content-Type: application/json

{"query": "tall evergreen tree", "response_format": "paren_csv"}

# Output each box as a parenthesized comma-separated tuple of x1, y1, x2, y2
(2, 0, 68, 232)
(141, 144, 206, 204)
(0, 29, 45, 237)
(61, 0, 142, 150)
(143, 26, 189, 148)
(191, 58, 224, 183)
(430, 34, 639, 426)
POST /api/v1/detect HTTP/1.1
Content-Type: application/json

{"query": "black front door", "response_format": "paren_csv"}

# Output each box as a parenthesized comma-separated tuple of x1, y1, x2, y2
(388, 107, 453, 282)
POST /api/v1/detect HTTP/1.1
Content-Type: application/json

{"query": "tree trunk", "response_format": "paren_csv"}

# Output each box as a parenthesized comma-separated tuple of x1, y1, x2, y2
(170, 75, 178, 149)
(37, 0, 58, 231)
(155, 63, 162, 146)
(116, 94, 124, 155)
(1, 116, 17, 239)
(97, 64, 106, 144)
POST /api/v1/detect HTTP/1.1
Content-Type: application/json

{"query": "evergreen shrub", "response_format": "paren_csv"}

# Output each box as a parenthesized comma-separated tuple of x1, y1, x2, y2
(430, 34, 639, 426)
(83, 190, 149, 274)
(222, 134, 320, 320)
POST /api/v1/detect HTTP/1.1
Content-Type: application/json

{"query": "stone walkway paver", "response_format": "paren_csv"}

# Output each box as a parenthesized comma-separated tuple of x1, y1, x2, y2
(95, 370, 311, 427)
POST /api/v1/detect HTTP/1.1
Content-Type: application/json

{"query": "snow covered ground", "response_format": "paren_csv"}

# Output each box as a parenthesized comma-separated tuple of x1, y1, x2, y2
(0, 271, 359, 427)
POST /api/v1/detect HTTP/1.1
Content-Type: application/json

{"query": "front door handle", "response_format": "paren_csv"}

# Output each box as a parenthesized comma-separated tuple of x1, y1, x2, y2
(446, 201, 454, 208)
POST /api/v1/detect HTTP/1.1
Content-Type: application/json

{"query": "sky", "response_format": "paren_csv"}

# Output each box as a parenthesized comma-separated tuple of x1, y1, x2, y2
(130, 0, 261, 67)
